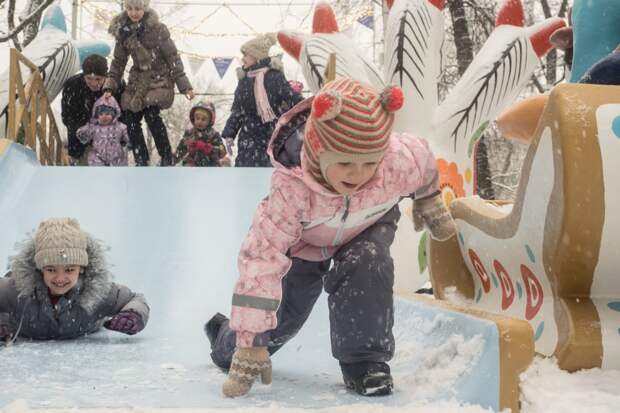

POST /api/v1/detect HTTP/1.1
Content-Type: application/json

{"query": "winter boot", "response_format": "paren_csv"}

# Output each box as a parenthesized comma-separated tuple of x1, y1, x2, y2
(340, 361, 393, 396)
(205, 312, 228, 350)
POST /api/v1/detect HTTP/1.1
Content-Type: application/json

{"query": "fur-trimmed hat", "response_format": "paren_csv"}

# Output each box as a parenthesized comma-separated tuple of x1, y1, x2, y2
(124, 0, 150, 8)
(34, 218, 89, 269)
(302, 78, 404, 188)
(82, 54, 108, 77)
(240, 33, 277, 61)
(189, 101, 216, 127)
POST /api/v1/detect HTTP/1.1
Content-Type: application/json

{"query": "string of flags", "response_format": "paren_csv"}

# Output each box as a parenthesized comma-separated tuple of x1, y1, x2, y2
(80, 0, 376, 81)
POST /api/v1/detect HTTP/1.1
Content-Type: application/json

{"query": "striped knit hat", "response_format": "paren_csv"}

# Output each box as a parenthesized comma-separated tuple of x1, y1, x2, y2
(34, 218, 88, 269)
(302, 78, 404, 188)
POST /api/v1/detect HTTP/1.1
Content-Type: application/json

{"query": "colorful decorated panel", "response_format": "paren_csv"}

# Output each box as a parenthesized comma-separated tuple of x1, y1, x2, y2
(430, 83, 620, 371)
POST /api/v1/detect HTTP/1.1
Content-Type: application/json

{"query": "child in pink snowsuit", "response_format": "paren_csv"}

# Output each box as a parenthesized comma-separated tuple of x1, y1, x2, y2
(206, 79, 456, 398)
(77, 96, 129, 166)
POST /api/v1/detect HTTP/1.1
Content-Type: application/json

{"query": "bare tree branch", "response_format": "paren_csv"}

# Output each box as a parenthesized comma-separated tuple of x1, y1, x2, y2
(0, 0, 53, 43)
(7, 0, 22, 50)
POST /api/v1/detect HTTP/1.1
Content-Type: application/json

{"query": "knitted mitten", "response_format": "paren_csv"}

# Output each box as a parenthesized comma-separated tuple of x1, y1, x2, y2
(223, 346, 272, 398)
(412, 195, 457, 241)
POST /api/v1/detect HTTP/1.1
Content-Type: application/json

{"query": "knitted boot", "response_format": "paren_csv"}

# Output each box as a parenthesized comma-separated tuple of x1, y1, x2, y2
(412, 194, 457, 241)
(223, 347, 272, 398)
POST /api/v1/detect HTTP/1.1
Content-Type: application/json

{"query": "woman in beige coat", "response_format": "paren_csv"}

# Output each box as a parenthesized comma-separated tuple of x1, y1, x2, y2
(104, 0, 194, 166)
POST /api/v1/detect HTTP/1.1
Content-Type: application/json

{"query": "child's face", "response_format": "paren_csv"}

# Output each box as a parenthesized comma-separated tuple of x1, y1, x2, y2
(325, 160, 380, 195)
(126, 6, 145, 23)
(242, 53, 257, 69)
(193, 109, 211, 130)
(42, 265, 81, 296)
(98, 111, 114, 125)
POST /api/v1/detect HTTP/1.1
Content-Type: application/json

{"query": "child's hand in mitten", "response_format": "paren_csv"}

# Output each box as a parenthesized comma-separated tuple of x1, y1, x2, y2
(412, 195, 457, 241)
(223, 347, 271, 398)
(104, 311, 144, 335)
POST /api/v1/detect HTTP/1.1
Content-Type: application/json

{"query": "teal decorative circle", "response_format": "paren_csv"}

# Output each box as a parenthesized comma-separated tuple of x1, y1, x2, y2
(607, 302, 620, 312)
(476, 288, 482, 303)
(491, 272, 499, 288)
(525, 244, 536, 263)
(613, 116, 620, 138)
(516, 282, 523, 300)
(458, 232, 465, 246)
(534, 322, 545, 341)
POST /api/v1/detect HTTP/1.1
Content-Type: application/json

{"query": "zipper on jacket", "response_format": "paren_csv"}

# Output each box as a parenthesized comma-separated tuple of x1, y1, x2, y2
(333, 196, 350, 246)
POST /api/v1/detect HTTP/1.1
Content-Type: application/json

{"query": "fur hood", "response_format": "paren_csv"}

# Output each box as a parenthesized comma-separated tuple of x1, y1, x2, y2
(236, 56, 284, 80)
(108, 8, 160, 39)
(8, 235, 114, 314)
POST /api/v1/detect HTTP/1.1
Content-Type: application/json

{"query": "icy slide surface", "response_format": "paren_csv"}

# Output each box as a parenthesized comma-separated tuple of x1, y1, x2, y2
(0, 143, 496, 409)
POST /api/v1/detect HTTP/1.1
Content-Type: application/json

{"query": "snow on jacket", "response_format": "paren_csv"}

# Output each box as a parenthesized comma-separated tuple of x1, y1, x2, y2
(104, 8, 192, 112)
(77, 96, 129, 166)
(230, 98, 440, 347)
(0, 236, 149, 340)
(221, 57, 303, 167)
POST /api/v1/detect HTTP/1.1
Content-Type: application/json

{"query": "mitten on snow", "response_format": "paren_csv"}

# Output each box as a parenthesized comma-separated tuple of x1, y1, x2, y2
(412, 194, 457, 241)
(104, 311, 144, 335)
(0, 323, 13, 340)
(223, 346, 272, 398)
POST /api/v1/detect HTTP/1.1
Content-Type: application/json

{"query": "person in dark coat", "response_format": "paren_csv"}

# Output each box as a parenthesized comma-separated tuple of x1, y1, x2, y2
(0, 218, 149, 341)
(104, 0, 194, 166)
(61, 54, 123, 165)
(222, 33, 303, 167)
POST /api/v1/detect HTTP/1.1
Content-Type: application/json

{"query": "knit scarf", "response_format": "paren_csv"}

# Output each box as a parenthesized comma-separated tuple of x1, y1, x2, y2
(247, 67, 276, 123)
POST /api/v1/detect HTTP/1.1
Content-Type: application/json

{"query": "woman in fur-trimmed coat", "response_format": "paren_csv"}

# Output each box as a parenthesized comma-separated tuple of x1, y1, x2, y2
(0, 218, 149, 341)
(222, 33, 303, 167)
(103, 0, 194, 166)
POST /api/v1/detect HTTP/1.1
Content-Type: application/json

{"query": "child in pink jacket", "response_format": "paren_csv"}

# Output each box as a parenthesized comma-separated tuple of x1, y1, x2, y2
(206, 78, 456, 398)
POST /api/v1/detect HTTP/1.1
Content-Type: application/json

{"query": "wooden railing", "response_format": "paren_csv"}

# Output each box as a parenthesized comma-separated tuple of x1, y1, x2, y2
(7, 48, 65, 165)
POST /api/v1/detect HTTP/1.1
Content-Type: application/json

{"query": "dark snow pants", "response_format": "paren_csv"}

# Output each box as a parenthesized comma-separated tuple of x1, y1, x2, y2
(210, 205, 400, 369)
(124, 106, 173, 166)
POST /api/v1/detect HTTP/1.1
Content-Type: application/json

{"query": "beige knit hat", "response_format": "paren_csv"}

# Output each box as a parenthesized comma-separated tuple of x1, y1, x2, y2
(240, 33, 277, 61)
(34, 218, 88, 269)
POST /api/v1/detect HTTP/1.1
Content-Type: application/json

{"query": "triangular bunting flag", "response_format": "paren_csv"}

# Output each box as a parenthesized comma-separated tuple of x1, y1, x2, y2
(212, 57, 233, 79)
(357, 15, 374, 30)
(188, 56, 205, 75)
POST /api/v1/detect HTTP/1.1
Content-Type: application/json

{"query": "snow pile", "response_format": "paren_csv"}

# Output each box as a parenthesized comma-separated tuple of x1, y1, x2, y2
(520, 357, 620, 413)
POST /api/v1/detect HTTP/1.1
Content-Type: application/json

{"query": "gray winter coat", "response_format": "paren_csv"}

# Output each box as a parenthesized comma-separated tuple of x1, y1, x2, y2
(104, 8, 192, 113)
(0, 236, 149, 340)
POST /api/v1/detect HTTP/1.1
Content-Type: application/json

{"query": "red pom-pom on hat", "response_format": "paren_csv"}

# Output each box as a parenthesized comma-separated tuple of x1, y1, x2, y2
(381, 85, 404, 113)
(312, 90, 342, 121)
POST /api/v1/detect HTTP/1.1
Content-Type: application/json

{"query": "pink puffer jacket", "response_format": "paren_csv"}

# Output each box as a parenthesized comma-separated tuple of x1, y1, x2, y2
(231, 99, 439, 347)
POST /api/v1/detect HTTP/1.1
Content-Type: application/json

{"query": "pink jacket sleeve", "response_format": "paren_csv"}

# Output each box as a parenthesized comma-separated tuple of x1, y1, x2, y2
(229, 171, 306, 348)
(398, 133, 440, 199)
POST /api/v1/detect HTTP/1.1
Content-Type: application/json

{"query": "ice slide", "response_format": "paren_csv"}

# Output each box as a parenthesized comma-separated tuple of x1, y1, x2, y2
(0, 139, 533, 411)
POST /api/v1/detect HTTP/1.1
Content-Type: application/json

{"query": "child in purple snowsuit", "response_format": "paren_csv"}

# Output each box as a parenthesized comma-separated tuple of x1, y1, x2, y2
(77, 96, 129, 166)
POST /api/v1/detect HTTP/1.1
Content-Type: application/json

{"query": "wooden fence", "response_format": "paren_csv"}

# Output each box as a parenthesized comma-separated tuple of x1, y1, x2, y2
(7, 48, 65, 165)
